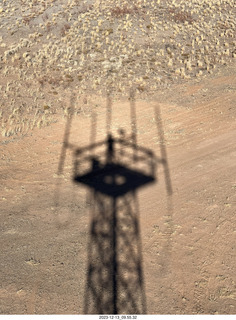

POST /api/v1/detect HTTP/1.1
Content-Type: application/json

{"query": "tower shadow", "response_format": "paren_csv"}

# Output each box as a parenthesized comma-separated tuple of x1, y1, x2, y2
(57, 90, 173, 314)
(73, 132, 156, 314)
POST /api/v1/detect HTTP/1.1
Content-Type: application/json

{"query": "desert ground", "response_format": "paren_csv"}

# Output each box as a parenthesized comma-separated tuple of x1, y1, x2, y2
(0, 0, 236, 315)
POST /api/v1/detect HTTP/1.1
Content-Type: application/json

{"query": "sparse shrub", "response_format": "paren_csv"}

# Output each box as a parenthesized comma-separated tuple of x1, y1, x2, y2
(78, 4, 93, 14)
(61, 23, 71, 37)
(38, 75, 63, 87)
(111, 5, 138, 17)
(42, 13, 49, 22)
(64, 74, 74, 82)
(169, 8, 194, 24)
(45, 22, 52, 33)
(22, 16, 32, 25)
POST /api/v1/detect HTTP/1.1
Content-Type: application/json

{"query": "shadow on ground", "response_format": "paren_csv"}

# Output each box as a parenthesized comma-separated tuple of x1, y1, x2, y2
(57, 89, 173, 314)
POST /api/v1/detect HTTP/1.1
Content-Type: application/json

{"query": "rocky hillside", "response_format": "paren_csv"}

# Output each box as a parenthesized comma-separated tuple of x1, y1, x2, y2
(0, 0, 235, 137)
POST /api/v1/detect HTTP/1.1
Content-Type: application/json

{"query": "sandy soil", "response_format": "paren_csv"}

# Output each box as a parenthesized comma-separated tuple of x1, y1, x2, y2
(0, 61, 235, 314)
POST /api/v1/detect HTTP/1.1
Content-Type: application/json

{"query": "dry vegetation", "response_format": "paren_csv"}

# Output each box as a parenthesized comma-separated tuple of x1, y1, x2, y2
(0, 0, 235, 138)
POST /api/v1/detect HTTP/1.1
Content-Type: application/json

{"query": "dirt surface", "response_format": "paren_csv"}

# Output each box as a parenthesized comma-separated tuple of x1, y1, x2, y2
(1, 61, 236, 314)
(1, 0, 236, 314)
